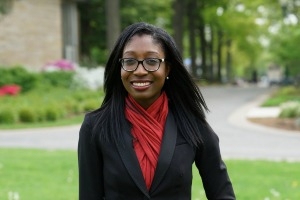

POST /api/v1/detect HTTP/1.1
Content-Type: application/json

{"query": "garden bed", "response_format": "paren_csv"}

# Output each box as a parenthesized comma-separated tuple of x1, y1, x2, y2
(248, 117, 300, 132)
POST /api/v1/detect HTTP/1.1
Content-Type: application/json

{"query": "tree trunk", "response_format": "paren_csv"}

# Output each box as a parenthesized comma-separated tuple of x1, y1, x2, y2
(208, 25, 214, 82)
(199, 23, 206, 80)
(172, 0, 184, 56)
(105, 0, 120, 52)
(198, 1, 207, 80)
(226, 39, 232, 83)
(216, 29, 223, 82)
(187, 0, 197, 78)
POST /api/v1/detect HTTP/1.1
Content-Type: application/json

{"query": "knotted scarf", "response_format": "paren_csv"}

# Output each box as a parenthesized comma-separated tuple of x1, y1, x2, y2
(125, 92, 169, 190)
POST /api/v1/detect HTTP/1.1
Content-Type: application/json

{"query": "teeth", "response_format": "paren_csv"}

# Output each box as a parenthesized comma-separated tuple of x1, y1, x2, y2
(132, 82, 150, 87)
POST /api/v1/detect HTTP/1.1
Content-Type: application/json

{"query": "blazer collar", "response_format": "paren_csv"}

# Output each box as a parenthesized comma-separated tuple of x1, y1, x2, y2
(116, 111, 177, 196)
(150, 111, 177, 192)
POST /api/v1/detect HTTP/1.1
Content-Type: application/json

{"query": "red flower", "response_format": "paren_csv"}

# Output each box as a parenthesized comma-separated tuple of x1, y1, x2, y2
(0, 84, 21, 96)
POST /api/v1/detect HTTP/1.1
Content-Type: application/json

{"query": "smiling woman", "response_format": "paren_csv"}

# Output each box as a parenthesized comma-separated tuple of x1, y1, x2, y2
(78, 22, 236, 200)
(120, 34, 169, 108)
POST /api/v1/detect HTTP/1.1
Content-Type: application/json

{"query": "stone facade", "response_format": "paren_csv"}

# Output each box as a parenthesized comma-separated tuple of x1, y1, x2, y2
(0, 0, 67, 71)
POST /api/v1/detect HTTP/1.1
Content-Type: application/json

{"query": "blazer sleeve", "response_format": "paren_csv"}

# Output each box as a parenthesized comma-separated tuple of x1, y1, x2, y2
(78, 114, 104, 200)
(195, 123, 236, 200)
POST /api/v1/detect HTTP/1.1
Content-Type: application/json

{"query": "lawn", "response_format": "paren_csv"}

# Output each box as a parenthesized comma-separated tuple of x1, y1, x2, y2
(0, 148, 78, 200)
(0, 148, 299, 200)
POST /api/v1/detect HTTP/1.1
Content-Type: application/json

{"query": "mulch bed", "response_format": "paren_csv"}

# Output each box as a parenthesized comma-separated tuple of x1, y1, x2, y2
(248, 117, 300, 132)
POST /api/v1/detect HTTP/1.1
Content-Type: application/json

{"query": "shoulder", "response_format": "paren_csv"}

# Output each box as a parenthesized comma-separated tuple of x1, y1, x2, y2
(80, 108, 105, 133)
(195, 119, 220, 149)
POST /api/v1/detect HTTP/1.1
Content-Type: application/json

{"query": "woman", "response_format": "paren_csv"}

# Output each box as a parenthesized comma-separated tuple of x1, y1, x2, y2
(78, 22, 235, 200)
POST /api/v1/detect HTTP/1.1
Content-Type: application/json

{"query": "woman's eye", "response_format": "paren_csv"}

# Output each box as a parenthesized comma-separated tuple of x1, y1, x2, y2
(145, 59, 159, 66)
(124, 59, 136, 65)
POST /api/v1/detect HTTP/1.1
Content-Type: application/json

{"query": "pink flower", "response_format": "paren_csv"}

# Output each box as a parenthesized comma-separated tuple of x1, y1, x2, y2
(43, 59, 76, 71)
(0, 84, 21, 96)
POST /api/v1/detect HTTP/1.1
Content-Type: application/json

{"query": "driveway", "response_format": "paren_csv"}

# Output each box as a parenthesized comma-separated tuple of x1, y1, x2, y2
(0, 85, 300, 161)
(201, 85, 300, 161)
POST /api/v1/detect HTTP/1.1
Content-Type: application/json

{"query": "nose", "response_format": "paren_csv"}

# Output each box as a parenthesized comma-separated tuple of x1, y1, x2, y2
(133, 62, 148, 75)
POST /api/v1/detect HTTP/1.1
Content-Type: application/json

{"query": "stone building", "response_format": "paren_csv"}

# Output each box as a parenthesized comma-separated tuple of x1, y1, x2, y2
(0, 0, 85, 71)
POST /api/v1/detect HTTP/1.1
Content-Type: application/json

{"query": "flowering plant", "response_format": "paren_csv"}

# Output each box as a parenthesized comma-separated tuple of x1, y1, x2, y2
(0, 84, 21, 96)
(43, 59, 76, 71)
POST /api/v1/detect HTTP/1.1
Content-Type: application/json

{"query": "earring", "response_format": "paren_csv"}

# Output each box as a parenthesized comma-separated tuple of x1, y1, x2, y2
(166, 76, 169, 80)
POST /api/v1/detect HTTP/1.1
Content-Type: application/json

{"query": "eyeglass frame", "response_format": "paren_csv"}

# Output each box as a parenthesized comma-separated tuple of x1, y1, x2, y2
(119, 58, 166, 72)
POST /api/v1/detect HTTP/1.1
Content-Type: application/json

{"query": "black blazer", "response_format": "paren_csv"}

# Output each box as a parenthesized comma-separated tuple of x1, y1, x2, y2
(78, 111, 235, 200)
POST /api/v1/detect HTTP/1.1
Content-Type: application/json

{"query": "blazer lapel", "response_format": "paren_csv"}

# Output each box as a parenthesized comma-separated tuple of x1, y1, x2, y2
(116, 126, 150, 198)
(150, 111, 177, 192)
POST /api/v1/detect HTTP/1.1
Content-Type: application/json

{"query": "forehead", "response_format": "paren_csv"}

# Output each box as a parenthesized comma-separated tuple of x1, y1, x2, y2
(123, 34, 163, 53)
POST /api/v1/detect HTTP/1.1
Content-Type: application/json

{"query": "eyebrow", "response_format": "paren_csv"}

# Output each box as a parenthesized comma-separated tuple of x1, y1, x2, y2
(123, 50, 160, 54)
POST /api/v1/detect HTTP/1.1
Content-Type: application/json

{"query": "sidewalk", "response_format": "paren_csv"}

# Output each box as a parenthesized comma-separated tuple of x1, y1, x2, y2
(228, 92, 300, 135)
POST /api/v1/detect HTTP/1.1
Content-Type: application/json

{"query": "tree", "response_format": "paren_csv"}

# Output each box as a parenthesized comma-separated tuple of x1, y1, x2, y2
(105, 0, 120, 52)
(172, 0, 185, 56)
(187, 0, 198, 79)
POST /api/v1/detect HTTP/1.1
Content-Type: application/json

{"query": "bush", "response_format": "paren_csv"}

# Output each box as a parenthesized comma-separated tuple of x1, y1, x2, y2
(18, 108, 35, 123)
(279, 101, 300, 118)
(0, 66, 38, 92)
(39, 71, 75, 88)
(0, 108, 16, 124)
(45, 107, 60, 121)
(0, 86, 103, 125)
(83, 99, 100, 112)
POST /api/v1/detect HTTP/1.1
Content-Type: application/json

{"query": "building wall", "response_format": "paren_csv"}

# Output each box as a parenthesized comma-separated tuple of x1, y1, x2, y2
(0, 0, 63, 70)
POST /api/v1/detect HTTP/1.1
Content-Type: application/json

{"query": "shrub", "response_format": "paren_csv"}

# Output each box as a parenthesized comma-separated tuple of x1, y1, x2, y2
(18, 108, 35, 123)
(45, 107, 60, 121)
(0, 108, 16, 124)
(0, 66, 38, 92)
(83, 99, 100, 112)
(35, 108, 46, 122)
(40, 71, 75, 88)
(279, 101, 300, 118)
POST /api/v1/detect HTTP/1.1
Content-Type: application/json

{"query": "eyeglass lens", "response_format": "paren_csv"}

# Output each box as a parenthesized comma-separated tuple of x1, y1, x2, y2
(121, 58, 163, 72)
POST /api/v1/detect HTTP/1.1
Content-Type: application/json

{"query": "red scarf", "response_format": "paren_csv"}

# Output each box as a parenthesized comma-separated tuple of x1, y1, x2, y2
(125, 92, 168, 190)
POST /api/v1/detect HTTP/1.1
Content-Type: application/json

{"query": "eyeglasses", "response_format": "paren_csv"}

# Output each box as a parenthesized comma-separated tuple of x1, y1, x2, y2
(119, 58, 165, 72)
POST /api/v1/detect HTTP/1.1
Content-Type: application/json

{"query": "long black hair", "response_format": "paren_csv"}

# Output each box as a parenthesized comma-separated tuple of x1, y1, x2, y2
(93, 22, 209, 147)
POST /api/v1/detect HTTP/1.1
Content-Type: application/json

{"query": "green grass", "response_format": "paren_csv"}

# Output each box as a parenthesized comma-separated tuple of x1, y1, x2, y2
(0, 148, 78, 200)
(192, 160, 300, 200)
(1, 148, 300, 200)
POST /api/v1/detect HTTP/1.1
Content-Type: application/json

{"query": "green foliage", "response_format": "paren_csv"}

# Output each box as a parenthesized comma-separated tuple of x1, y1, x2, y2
(90, 46, 108, 65)
(39, 71, 75, 88)
(44, 107, 60, 121)
(262, 86, 300, 106)
(78, 0, 173, 66)
(0, 0, 13, 15)
(18, 108, 36, 123)
(0, 108, 16, 124)
(0, 67, 38, 92)
(279, 101, 300, 118)
(78, 0, 106, 66)
(270, 26, 300, 76)
(83, 99, 101, 112)
(0, 87, 103, 125)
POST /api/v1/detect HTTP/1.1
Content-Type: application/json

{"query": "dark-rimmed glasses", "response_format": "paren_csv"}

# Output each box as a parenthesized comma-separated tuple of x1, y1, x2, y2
(119, 58, 165, 72)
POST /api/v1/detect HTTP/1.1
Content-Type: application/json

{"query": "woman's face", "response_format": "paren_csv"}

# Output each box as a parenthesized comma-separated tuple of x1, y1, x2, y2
(121, 34, 170, 109)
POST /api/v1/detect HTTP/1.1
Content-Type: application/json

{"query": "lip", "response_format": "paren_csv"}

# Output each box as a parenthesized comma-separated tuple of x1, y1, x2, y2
(131, 81, 152, 90)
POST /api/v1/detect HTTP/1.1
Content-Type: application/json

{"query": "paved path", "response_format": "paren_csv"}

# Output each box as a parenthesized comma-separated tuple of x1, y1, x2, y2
(0, 85, 300, 161)
(201, 85, 300, 161)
